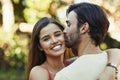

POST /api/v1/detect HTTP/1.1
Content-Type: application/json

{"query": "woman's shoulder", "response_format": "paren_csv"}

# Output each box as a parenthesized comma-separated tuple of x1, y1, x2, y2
(30, 66, 46, 73)
(29, 66, 49, 80)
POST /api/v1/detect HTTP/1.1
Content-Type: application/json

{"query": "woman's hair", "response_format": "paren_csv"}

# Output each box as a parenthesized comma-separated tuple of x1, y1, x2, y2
(26, 17, 64, 80)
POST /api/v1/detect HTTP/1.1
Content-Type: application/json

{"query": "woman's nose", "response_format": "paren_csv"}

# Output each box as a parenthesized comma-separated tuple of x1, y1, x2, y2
(51, 37, 58, 44)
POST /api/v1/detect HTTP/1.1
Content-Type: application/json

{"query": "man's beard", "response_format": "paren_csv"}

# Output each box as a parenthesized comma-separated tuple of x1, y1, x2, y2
(64, 30, 80, 48)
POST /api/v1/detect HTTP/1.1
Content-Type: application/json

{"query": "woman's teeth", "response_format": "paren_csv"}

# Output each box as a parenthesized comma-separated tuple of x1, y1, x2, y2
(52, 45, 61, 51)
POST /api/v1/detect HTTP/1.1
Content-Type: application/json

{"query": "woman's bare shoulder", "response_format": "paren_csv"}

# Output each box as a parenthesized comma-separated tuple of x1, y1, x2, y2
(29, 66, 49, 80)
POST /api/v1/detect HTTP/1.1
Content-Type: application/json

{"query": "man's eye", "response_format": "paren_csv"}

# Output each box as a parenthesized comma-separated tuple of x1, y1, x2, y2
(66, 20, 71, 27)
(67, 22, 71, 27)
(69, 23, 71, 27)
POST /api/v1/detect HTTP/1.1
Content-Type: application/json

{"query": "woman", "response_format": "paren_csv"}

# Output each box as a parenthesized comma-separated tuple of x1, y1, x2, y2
(26, 17, 68, 80)
(26, 17, 120, 80)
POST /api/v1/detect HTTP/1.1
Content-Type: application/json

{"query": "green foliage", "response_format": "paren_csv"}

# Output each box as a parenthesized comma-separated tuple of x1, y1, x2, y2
(23, 0, 52, 24)
(13, 0, 20, 4)
(23, 8, 50, 24)
(26, 0, 52, 11)
(0, 27, 27, 69)
(100, 34, 120, 50)
(0, 69, 25, 80)
(100, 42, 108, 50)
(0, 26, 27, 79)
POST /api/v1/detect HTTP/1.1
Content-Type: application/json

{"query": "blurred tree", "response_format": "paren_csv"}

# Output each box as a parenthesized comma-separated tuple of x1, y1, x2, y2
(19, 0, 73, 32)
(0, 0, 14, 32)
(0, 0, 27, 71)
(23, 0, 52, 24)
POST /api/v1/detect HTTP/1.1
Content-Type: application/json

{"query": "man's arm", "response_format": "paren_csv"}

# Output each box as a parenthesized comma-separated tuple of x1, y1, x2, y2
(106, 48, 120, 67)
(97, 48, 120, 80)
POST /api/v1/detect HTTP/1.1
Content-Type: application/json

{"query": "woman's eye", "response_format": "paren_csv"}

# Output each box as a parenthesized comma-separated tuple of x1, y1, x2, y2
(55, 32, 62, 37)
(43, 37, 49, 41)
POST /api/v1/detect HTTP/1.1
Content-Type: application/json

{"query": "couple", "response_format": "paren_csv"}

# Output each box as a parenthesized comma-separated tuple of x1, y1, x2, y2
(26, 2, 120, 80)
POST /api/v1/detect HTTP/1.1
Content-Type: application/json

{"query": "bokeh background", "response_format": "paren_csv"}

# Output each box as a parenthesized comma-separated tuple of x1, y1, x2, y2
(0, 0, 120, 80)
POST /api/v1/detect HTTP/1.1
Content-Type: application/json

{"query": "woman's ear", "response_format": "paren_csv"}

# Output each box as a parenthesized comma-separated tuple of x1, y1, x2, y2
(38, 45, 43, 51)
(80, 22, 89, 34)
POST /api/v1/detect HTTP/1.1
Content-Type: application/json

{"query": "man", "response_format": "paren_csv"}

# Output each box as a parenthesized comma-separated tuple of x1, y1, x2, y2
(54, 2, 120, 80)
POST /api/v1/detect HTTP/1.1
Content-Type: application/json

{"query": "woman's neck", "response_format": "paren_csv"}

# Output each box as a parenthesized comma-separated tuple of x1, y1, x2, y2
(45, 57, 65, 78)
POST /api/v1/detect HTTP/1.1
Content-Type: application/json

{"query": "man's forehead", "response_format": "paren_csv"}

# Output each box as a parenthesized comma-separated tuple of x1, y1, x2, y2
(68, 11, 76, 16)
(67, 11, 77, 21)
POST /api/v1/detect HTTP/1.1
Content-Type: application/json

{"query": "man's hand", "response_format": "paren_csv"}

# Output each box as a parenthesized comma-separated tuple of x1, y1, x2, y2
(97, 66, 117, 80)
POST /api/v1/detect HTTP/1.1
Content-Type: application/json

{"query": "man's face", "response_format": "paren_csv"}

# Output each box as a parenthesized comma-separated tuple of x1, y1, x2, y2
(64, 11, 81, 48)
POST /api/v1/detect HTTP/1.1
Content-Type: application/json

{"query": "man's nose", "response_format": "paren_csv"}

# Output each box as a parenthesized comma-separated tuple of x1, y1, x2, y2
(63, 26, 69, 33)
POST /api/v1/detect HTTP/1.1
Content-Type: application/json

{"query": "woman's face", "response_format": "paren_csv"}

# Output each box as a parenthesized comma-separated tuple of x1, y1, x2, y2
(39, 23, 65, 57)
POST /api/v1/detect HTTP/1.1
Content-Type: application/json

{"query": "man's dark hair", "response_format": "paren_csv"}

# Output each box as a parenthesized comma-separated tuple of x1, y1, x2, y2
(67, 2, 110, 46)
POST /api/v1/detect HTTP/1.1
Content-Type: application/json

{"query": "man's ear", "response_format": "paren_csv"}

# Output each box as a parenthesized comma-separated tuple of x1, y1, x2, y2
(80, 22, 89, 34)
